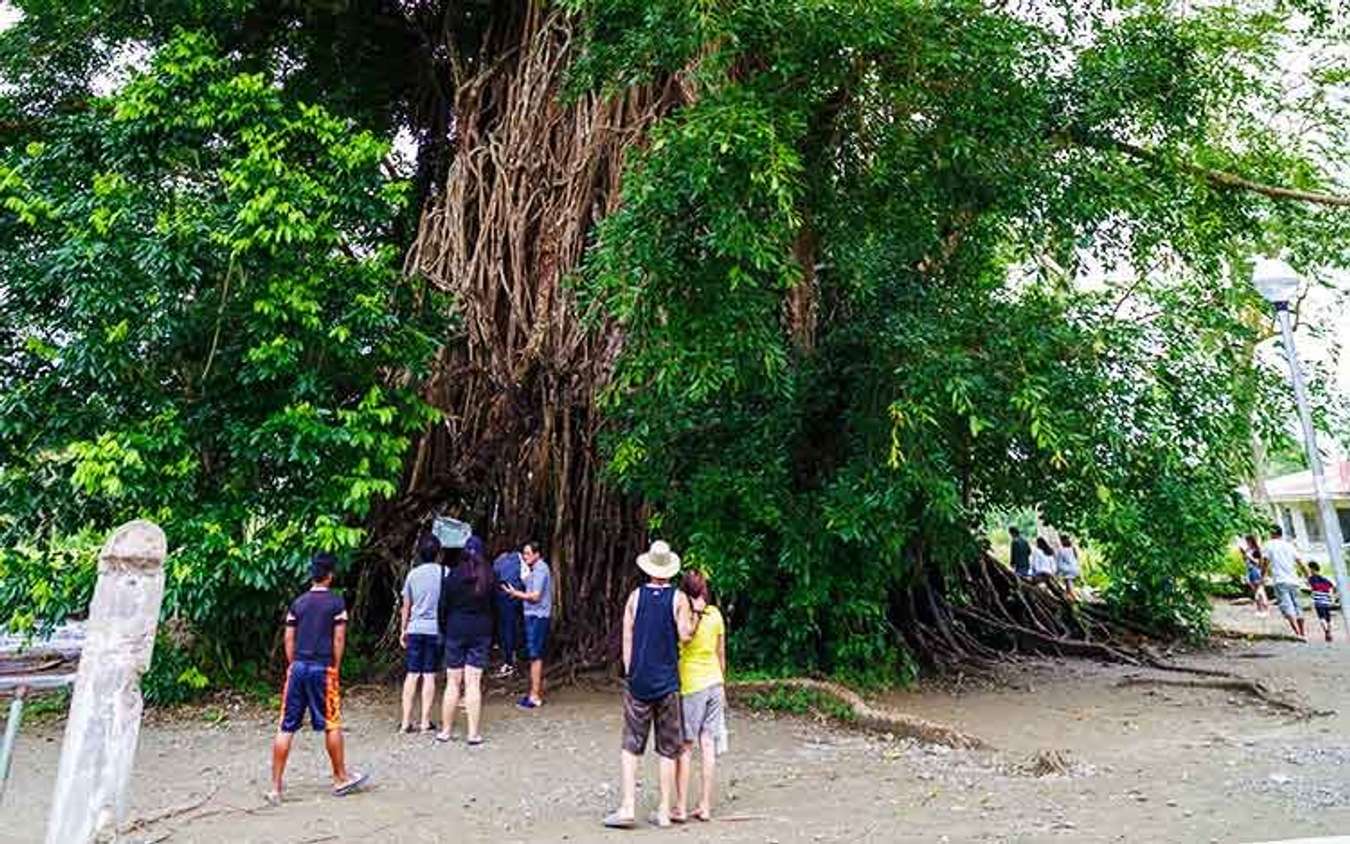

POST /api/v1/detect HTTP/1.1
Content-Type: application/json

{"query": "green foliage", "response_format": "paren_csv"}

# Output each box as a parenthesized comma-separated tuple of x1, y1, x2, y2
(569, 0, 1348, 675)
(0, 33, 443, 654)
(741, 686, 857, 723)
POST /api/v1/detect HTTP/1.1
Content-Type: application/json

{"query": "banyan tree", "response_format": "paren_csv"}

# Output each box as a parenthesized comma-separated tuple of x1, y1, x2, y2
(2, 0, 1348, 684)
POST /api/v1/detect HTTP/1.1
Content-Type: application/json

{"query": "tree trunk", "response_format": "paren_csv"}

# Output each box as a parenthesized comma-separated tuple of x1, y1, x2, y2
(365, 3, 686, 662)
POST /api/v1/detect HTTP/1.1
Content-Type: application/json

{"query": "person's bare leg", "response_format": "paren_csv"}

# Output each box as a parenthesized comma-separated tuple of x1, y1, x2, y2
(419, 673, 437, 729)
(529, 658, 544, 703)
(324, 728, 350, 787)
(618, 749, 639, 818)
(439, 669, 463, 739)
(400, 673, 418, 731)
(270, 731, 295, 797)
(465, 666, 484, 740)
(697, 732, 716, 819)
(674, 743, 693, 820)
(657, 753, 676, 821)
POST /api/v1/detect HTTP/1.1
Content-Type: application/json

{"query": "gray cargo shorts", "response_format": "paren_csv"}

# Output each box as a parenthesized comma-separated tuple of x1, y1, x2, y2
(681, 683, 728, 753)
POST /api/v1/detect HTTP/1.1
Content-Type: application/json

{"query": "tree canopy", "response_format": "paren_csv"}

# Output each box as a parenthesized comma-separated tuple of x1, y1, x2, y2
(0, 32, 441, 672)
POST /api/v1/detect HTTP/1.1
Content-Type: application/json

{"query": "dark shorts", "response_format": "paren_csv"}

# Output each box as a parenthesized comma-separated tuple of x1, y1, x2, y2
(405, 633, 441, 673)
(524, 616, 551, 661)
(279, 660, 341, 733)
(1316, 604, 1333, 622)
(621, 687, 684, 759)
(444, 634, 491, 669)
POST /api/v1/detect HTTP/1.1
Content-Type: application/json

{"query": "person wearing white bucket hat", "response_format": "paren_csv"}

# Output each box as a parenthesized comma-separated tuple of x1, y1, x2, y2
(603, 540, 696, 830)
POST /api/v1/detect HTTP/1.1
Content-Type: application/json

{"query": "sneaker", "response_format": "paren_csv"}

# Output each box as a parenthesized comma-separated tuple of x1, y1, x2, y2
(496, 665, 515, 679)
(517, 695, 541, 710)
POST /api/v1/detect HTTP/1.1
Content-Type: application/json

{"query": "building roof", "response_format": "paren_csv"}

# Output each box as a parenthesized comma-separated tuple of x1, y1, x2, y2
(1263, 461, 1350, 502)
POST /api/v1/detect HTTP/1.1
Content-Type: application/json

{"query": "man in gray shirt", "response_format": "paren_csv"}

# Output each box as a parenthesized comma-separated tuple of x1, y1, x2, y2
(400, 533, 443, 732)
(501, 540, 551, 708)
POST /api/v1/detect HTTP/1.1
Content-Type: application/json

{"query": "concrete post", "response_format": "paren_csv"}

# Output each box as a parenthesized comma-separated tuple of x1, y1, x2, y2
(46, 521, 166, 844)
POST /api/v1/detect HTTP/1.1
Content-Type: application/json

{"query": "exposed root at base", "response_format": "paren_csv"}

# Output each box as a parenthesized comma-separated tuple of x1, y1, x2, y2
(1116, 674, 1332, 719)
(729, 677, 987, 750)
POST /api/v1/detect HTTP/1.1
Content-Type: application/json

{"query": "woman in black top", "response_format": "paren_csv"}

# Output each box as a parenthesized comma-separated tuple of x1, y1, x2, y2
(436, 537, 494, 744)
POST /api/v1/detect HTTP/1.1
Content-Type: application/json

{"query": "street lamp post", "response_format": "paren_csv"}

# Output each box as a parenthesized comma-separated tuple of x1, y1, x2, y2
(1252, 257, 1350, 637)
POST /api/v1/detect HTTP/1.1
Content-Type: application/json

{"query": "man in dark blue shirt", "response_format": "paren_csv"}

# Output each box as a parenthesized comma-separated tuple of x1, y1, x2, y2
(492, 546, 525, 677)
(1009, 527, 1031, 578)
(269, 553, 368, 803)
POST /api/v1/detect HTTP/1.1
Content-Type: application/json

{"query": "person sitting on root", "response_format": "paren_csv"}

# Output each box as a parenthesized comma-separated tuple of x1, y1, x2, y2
(269, 552, 368, 803)
(399, 532, 444, 733)
(1054, 534, 1081, 600)
(604, 540, 696, 830)
(1030, 536, 1057, 584)
(673, 569, 727, 824)
(1243, 534, 1270, 615)
(437, 535, 494, 745)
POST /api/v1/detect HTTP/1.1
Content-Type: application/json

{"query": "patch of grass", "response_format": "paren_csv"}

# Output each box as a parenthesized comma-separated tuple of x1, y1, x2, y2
(18, 687, 71, 723)
(742, 686, 856, 723)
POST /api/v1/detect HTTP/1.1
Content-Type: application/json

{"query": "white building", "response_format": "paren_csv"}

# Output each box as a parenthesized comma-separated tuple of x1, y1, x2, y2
(1262, 462, 1350, 556)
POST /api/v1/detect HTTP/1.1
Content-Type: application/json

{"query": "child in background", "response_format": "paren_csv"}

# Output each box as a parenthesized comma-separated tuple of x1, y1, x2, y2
(1308, 562, 1336, 643)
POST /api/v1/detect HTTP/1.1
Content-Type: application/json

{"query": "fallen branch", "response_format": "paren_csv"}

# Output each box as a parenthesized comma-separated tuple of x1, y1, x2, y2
(1116, 674, 1331, 719)
(1211, 627, 1299, 643)
(120, 785, 220, 834)
(729, 677, 986, 750)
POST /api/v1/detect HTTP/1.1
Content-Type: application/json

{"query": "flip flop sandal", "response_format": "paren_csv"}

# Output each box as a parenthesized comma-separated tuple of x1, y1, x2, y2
(434, 732, 454, 743)
(601, 811, 637, 829)
(332, 771, 369, 797)
(466, 736, 485, 746)
(647, 811, 672, 828)
(669, 813, 688, 825)
(399, 725, 415, 734)
(691, 809, 711, 822)
(419, 723, 438, 733)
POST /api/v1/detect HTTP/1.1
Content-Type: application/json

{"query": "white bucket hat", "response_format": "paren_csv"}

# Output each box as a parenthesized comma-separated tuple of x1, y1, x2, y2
(636, 540, 681, 580)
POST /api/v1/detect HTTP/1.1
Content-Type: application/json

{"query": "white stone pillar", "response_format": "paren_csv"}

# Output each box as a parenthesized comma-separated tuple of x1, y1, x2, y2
(46, 521, 166, 844)
(1290, 506, 1311, 551)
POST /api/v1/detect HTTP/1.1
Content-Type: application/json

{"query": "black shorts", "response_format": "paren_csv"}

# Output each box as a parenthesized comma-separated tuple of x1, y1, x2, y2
(405, 633, 441, 674)
(1316, 604, 1333, 622)
(444, 634, 491, 669)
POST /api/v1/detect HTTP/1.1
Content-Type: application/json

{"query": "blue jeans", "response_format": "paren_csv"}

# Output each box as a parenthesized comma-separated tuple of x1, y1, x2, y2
(524, 616, 551, 661)
(495, 594, 523, 662)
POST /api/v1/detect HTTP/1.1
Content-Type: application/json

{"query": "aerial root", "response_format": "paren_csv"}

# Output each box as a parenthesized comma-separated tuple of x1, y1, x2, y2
(1115, 674, 1331, 719)
(728, 677, 987, 750)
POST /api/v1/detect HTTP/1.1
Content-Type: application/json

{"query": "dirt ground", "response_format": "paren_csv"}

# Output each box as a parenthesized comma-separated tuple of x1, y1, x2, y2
(4, 600, 1348, 843)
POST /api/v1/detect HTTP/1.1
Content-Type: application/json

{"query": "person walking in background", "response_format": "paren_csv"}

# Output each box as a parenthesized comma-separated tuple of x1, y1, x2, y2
(604, 540, 696, 829)
(1055, 534, 1081, 600)
(1030, 536, 1057, 584)
(500, 540, 551, 709)
(492, 543, 525, 678)
(674, 570, 727, 824)
(1263, 526, 1307, 641)
(399, 532, 444, 733)
(1009, 526, 1032, 578)
(269, 552, 367, 803)
(1307, 562, 1336, 643)
(1243, 534, 1270, 615)
(437, 536, 494, 745)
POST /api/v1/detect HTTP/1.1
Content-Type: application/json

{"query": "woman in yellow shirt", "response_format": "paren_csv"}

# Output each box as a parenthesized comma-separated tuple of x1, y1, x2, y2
(673, 570, 726, 823)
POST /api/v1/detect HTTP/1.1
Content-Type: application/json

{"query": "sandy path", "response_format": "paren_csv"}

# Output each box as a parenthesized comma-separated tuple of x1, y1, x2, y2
(3, 600, 1348, 843)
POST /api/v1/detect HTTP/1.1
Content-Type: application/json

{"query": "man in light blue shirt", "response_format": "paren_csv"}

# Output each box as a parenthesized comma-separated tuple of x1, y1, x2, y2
(501, 540, 550, 708)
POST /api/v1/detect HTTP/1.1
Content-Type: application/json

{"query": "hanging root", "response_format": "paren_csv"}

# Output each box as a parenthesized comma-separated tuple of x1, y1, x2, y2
(729, 677, 986, 750)
(1116, 674, 1331, 719)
